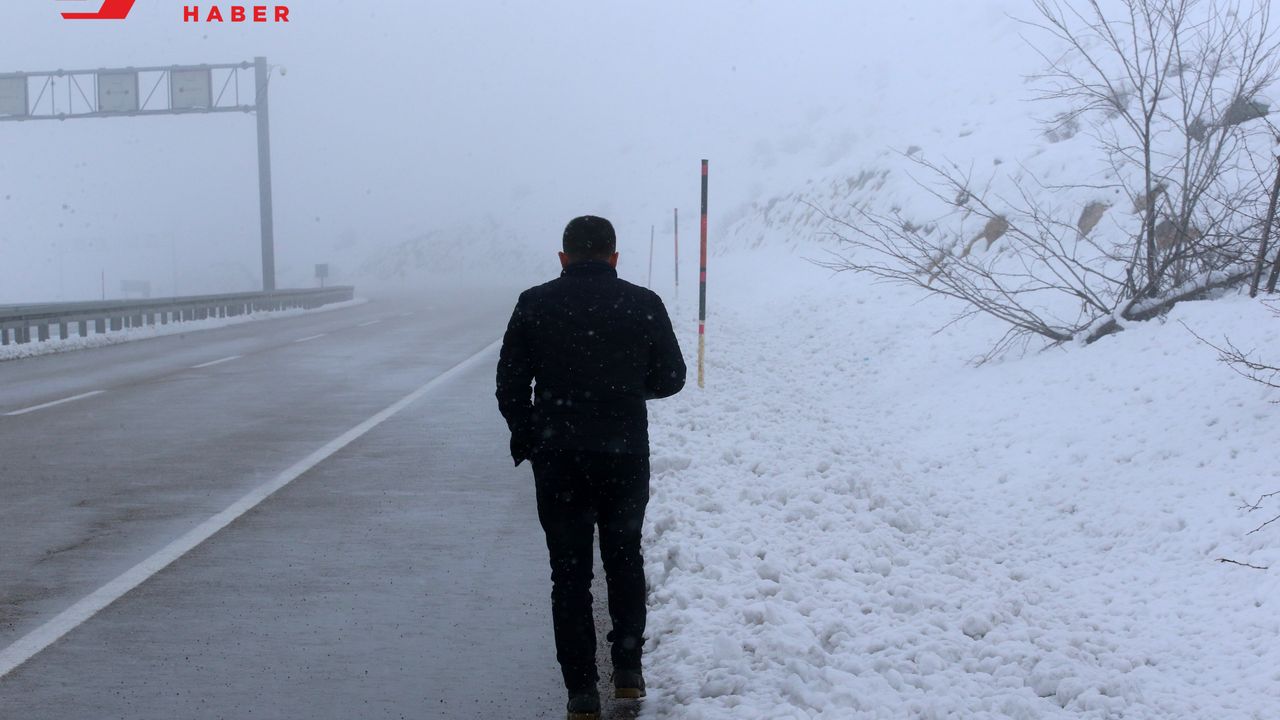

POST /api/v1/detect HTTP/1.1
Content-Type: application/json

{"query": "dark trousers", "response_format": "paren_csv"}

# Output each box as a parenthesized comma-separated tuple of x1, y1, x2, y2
(532, 450, 650, 694)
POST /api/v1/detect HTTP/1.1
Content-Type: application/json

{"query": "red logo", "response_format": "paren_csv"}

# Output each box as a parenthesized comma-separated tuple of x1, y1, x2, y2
(61, 0, 137, 20)
(58, 2, 292, 23)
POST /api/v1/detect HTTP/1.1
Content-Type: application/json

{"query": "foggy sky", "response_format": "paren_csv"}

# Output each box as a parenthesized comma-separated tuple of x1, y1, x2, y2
(0, 1, 1013, 301)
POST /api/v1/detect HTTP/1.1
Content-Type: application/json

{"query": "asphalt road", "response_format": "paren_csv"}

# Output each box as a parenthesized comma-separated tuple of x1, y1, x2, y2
(0, 288, 639, 719)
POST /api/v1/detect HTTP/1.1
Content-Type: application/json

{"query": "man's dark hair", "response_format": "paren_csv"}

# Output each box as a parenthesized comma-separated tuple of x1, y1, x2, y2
(562, 215, 617, 260)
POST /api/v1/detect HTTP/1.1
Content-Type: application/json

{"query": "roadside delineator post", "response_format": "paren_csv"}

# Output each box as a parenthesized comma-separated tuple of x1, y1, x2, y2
(674, 208, 680, 301)
(698, 159, 708, 389)
(648, 224, 655, 288)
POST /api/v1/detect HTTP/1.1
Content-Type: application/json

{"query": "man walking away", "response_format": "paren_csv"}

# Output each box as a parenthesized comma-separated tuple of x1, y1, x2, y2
(496, 215, 686, 720)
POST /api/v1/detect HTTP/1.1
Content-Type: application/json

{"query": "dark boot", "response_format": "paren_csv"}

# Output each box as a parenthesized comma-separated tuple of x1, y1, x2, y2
(566, 691, 601, 720)
(613, 668, 646, 699)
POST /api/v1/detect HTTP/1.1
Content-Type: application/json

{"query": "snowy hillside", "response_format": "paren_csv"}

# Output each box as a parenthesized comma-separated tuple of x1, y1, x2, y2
(622, 1, 1280, 716)
(642, 248, 1279, 719)
(352, 218, 548, 290)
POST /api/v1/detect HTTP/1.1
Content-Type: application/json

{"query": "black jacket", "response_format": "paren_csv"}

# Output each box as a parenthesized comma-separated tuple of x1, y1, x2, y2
(496, 261, 686, 465)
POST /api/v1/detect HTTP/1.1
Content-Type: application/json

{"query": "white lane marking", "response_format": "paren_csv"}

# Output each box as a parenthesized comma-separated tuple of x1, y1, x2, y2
(0, 338, 502, 680)
(4, 390, 106, 417)
(293, 333, 327, 344)
(191, 355, 243, 369)
(356, 320, 382, 327)
(398, 312, 415, 318)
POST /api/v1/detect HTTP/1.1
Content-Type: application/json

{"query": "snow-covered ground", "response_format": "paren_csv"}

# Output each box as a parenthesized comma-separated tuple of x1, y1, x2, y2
(0, 298, 367, 362)
(642, 247, 1280, 719)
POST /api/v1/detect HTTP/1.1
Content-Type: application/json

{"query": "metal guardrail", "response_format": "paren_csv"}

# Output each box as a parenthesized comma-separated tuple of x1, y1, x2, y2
(0, 287, 355, 346)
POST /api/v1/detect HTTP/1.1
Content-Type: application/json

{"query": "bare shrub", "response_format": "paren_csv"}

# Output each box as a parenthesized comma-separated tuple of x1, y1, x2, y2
(821, 0, 1280, 357)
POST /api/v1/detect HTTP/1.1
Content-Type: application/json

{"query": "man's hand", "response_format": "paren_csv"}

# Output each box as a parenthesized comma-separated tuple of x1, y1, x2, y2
(509, 421, 535, 467)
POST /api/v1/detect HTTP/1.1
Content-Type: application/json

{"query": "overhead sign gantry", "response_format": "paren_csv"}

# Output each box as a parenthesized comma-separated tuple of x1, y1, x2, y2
(0, 57, 280, 291)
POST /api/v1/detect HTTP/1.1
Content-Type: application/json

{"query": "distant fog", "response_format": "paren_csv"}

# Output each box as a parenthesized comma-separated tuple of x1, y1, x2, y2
(0, 1, 1018, 302)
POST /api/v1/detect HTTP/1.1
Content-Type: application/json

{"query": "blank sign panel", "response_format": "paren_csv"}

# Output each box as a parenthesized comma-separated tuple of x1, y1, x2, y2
(97, 71, 139, 113)
(170, 69, 212, 110)
(0, 76, 27, 117)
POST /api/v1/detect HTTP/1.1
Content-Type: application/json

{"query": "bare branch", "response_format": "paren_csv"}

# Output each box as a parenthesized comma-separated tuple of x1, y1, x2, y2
(1215, 557, 1271, 570)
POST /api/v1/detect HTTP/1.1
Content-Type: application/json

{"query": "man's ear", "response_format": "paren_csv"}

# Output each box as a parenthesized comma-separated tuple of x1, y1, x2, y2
(608, 252, 619, 268)
(559, 252, 570, 268)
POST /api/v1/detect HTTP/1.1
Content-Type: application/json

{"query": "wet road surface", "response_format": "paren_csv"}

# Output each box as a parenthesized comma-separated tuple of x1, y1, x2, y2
(0, 289, 641, 718)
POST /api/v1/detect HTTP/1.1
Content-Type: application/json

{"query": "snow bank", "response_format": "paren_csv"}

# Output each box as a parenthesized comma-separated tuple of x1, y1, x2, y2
(642, 248, 1280, 718)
